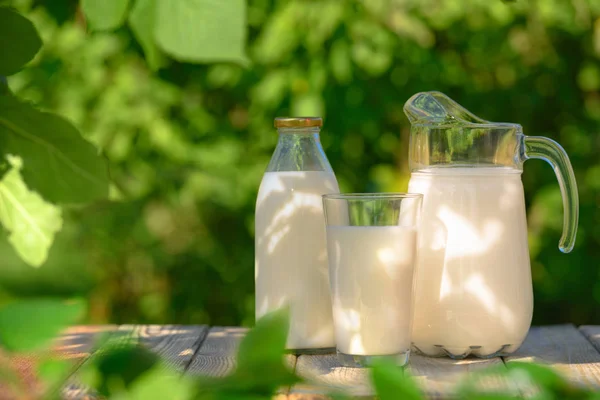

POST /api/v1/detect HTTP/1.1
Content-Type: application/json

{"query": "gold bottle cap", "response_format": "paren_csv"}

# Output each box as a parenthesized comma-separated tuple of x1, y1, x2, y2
(274, 117, 323, 128)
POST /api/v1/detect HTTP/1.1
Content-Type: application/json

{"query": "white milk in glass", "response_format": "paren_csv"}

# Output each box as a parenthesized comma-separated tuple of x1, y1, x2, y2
(255, 171, 339, 349)
(408, 168, 533, 356)
(326, 226, 417, 355)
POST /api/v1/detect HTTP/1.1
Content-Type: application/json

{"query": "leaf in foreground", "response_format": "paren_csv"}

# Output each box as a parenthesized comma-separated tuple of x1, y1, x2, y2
(38, 359, 75, 398)
(0, 95, 109, 204)
(506, 362, 590, 397)
(117, 367, 194, 400)
(0, 163, 62, 267)
(370, 359, 423, 400)
(0, 299, 85, 352)
(128, 0, 166, 71)
(0, 7, 42, 76)
(196, 308, 299, 397)
(92, 344, 160, 397)
(237, 308, 289, 369)
(81, 0, 131, 31)
(154, 0, 248, 64)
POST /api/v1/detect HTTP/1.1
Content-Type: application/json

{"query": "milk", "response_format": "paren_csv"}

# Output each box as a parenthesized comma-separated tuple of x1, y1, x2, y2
(255, 171, 339, 349)
(408, 168, 533, 357)
(326, 226, 417, 355)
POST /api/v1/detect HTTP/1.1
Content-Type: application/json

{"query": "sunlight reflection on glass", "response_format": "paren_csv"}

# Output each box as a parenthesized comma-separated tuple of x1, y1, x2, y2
(255, 171, 338, 349)
(438, 205, 504, 259)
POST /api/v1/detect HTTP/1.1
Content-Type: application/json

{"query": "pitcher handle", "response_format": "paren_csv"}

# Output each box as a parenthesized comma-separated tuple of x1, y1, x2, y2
(522, 136, 579, 253)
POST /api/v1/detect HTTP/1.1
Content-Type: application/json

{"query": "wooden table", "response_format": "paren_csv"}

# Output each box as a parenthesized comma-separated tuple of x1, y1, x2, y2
(44, 324, 600, 398)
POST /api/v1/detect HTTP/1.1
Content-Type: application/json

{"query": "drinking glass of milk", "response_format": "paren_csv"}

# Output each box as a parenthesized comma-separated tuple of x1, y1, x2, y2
(322, 193, 423, 367)
(255, 117, 339, 354)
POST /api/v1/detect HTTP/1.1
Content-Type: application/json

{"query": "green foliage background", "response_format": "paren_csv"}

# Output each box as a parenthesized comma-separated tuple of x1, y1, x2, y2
(2, 0, 600, 327)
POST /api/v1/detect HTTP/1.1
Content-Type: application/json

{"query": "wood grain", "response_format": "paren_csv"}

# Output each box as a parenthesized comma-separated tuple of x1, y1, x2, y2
(505, 324, 600, 390)
(186, 326, 248, 377)
(15, 324, 600, 400)
(55, 325, 118, 361)
(579, 326, 600, 353)
(115, 325, 208, 372)
(292, 354, 374, 398)
(62, 325, 206, 399)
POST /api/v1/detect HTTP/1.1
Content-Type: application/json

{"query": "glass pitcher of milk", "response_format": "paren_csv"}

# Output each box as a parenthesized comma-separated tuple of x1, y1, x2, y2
(405, 92, 579, 359)
(255, 117, 339, 353)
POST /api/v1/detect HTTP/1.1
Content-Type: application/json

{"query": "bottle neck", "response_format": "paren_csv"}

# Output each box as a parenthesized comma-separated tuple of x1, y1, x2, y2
(266, 128, 333, 173)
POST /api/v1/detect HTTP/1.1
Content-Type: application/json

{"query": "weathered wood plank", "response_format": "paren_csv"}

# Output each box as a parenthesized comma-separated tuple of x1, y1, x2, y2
(408, 353, 511, 399)
(116, 325, 208, 372)
(579, 326, 600, 353)
(16, 324, 600, 400)
(186, 326, 248, 377)
(62, 325, 206, 399)
(505, 324, 600, 390)
(291, 354, 374, 398)
(55, 325, 118, 361)
(185, 327, 295, 377)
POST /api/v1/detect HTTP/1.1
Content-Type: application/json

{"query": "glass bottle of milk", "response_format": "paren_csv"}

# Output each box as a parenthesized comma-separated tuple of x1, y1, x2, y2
(255, 117, 339, 353)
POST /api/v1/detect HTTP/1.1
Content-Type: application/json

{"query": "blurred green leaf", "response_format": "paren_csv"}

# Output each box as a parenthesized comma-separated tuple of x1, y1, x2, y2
(39, 358, 74, 397)
(588, 391, 600, 400)
(329, 393, 352, 400)
(329, 40, 353, 84)
(81, 0, 131, 31)
(237, 308, 288, 369)
(504, 363, 591, 398)
(251, 2, 300, 65)
(0, 161, 62, 267)
(78, 363, 101, 389)
(39, 358, 72, 382)
(0, 7, 42, 76)
(577, 64, 600, 91)
(455, 364, 519, 399)
(154, 0, 248, 64)
(505, 362, 567, 389)
(128, 0, 166, 71)
(195, 309, 298, 398)
(291, 92, 324, 117)
(0, 95, 109, 204)
(0, 299, 85, 351)
(370, 359, 423, 400)
(120, 368, 194, 400)
(93, 344, 160, 397)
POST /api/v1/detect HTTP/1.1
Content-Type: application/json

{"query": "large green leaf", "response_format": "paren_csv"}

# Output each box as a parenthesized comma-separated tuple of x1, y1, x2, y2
(128, 0, 166, 71)
(195, 309, 299, 397)
(111, 364, 193, 400)
(0, 299, 85, 351)
(154, 0, 248, 64)
(0, 95, 109, 204)
(370, 359, 423, 400)
(232, 308, 298, 394)
(93, 345, 160, 396)
(0, 163, 62, 267)
(38, 359, 74, 396)
(81, 0, 131, 31)
(0, 7, 42, 76)
(237, 307, 289, 369)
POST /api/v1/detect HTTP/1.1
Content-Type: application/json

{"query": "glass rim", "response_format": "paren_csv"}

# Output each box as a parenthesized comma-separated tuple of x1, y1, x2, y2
(322, 192, 423, 200)
(410, 122, 522, 131)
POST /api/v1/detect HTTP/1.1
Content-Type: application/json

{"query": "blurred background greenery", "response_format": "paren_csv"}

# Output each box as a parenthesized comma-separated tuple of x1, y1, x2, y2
(1, 0, 599, 327)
